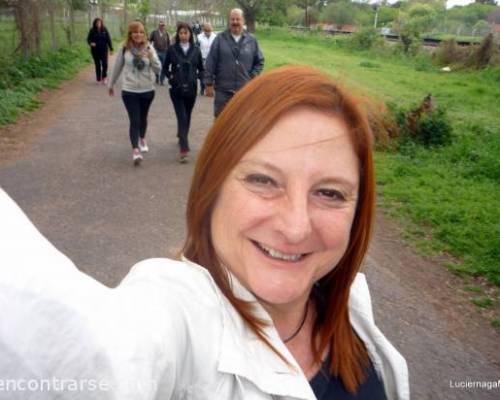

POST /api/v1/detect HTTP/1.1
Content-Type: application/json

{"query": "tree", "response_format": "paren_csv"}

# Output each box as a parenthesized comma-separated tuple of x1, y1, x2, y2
(257, 0, 288, 26)
(235, 0, 260, 32)
(407, 3, 438, 32)
(7, 0, 42, 58)
(45, 0, 59, 50)
(320, 1, 357, 27)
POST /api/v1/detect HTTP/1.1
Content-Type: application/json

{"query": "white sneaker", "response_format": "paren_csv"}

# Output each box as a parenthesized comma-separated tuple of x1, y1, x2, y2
(133, 150, 143, 165)
(139, 139, 149, 153)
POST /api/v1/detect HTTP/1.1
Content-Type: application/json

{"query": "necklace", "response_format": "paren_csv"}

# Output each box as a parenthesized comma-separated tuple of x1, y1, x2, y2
(283, 301, 309, 343)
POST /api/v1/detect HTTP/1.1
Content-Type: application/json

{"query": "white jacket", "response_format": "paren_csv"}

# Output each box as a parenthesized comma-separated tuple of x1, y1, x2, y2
(197, 32, 217, 60)
(0, 189, 409, 399)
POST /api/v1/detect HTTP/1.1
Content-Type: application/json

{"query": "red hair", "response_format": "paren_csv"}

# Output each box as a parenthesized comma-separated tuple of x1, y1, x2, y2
(182, 65, 375, 393)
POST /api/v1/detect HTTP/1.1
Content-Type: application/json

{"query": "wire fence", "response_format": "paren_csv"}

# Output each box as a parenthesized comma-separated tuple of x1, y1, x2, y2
(0, 5, 226, 61)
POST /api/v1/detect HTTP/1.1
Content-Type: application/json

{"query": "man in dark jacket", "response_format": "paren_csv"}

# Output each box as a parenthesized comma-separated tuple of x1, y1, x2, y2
(149, 21, 171, 85)
(204, 9, 264, 117)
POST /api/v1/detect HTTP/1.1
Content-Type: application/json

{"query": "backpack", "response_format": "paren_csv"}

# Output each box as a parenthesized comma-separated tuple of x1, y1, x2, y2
(171, 46, 198, 96)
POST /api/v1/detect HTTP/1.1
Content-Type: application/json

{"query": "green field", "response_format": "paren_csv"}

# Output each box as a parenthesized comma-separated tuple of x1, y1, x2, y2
(257, 29, 500, 289)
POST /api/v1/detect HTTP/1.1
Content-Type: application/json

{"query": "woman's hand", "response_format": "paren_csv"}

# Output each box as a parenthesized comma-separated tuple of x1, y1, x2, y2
(205, 86, 214, 97)
(90, 42, 96, 47)
(108, 88, 114, 97)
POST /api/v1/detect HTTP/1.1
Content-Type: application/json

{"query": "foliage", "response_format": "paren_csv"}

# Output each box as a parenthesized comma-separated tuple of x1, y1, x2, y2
(471, 296, 494, 308)
(471, 33, 497, 68)
(435, 38, 470, 65)
(320, 1, 357, 26)
(408, 3, 439, 32)
(350, 27, 383, 50)
(408, 108, 453, 147)
(0, 45, 90, 125)
(287, 5, 305, 26)
(257, 0, 288, 26)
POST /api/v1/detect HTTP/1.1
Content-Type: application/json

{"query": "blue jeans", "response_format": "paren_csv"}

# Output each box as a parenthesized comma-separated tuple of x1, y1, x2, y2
(157, 52, 166, 84)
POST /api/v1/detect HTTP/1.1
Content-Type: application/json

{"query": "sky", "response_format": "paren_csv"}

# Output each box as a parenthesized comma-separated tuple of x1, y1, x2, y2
(445, 0, 477, 8)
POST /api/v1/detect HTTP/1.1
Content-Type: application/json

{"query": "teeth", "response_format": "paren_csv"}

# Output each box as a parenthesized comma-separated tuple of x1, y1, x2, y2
(257, 242, 303, 262)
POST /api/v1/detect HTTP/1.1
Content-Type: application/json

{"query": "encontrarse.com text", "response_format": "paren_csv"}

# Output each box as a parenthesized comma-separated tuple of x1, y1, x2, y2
(0, 378, 157, 392)
(450, 379, 500, 390)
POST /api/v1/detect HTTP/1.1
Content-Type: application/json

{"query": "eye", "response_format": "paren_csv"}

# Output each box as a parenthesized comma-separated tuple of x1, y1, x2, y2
(314, 189, 346, 202)
(244, 174, 277, 187)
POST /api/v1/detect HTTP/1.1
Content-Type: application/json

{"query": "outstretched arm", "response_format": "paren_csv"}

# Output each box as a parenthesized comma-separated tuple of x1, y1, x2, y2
(0, 189, 183, 399)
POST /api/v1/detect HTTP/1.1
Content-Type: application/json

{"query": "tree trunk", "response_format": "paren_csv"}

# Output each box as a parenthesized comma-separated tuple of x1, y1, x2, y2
(32, 0, 41, 55)
(122, 0, 128, 37)
(47, 0, 58, 50)
(235, 1, 260, 33)
(69, 2, 75, 42)
(245, 11, 256, 33)
(9, 0, 41, 59)
(100, 0, 107, 19)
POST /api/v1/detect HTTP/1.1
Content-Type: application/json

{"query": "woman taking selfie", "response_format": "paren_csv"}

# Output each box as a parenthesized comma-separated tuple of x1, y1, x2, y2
(108, 21, 161, 165)
(1, 66, 409, 399)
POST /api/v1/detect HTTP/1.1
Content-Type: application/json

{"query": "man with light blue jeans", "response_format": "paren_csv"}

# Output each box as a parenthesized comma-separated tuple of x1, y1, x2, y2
(197, 23, 217, 95)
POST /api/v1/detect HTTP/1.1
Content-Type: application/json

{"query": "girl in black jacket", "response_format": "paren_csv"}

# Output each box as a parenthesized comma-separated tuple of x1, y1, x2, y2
(163, 22, 203, 163)
(87, 18, 113, 84)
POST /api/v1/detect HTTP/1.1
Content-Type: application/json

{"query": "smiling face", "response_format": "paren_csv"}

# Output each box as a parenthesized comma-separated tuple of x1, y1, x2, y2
(210, 108, 360, 308)
(229, 10, 244, 35)
(130, 28, 145, 45)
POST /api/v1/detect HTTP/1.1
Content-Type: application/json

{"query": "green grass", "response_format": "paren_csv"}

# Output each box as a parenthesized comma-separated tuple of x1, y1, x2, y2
(471, 296, 494, 308)
(257, 28, 500, 286)
(0, 44, 92, 125)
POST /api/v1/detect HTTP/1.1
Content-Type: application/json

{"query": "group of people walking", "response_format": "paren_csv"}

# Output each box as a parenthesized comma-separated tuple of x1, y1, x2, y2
(87, 8, 264, 166)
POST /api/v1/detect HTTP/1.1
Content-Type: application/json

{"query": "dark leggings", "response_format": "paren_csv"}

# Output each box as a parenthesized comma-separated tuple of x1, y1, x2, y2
(169, 90, 196, 152)
(91, 48, 108, 81)
(121, 90, 155, 149)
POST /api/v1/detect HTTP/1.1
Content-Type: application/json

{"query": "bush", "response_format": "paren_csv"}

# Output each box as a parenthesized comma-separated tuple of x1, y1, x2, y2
(416, 108, 453, 147)
(350, 27, 383, 50)
(365, 100, 400, 150)
(470, 33, 497, 69)
(435, 38, 470, 65)
(390, 96, 453, 148)
(0, 44, 90, 125)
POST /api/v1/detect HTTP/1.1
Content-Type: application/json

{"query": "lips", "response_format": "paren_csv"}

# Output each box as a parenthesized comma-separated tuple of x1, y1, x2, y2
(252, 240, 308, 262)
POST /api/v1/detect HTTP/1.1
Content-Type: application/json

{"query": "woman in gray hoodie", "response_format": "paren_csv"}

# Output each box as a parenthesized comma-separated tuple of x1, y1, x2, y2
(108, 21, 161, 165)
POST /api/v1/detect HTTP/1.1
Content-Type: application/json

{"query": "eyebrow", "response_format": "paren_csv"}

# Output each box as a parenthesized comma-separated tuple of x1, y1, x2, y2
(237, 160, 358, 190)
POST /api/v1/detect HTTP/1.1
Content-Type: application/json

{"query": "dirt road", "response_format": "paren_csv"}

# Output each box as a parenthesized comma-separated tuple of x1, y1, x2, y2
(1, 64, 498, 399)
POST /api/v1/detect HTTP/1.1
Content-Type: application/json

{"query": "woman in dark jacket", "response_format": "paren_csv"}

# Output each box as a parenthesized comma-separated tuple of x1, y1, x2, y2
(87, 18, 113, 84)
(163, 22, 203, 163)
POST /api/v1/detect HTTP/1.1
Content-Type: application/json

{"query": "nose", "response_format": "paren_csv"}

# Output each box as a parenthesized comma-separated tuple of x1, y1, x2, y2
(275, 193, 313, 244)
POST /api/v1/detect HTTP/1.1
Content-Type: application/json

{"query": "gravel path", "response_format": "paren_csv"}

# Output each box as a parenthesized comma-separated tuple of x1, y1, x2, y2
(1, 63, 498, 399)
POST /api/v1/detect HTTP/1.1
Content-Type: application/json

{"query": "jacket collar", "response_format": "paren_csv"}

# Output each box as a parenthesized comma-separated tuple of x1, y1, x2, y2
(217, 269, 316, 399)
(174, 41, 193, 57)
(224, 29, 247, 42)
(182, 257, 315, 399)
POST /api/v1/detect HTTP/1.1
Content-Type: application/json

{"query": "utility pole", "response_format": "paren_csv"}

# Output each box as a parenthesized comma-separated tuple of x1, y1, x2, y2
(305, 0, 309, 29)
(373, 3, 379, 29)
